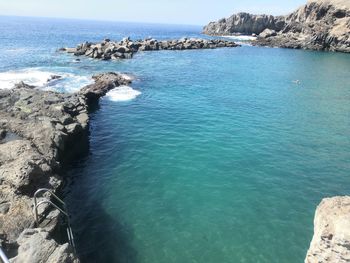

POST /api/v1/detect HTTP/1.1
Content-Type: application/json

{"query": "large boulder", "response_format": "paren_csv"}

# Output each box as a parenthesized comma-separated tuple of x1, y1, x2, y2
(259, 28, 277, 38)
(10, 229, 78, 263)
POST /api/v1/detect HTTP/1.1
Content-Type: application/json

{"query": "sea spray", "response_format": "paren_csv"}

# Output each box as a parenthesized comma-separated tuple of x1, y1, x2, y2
(0, 68, 92, 92)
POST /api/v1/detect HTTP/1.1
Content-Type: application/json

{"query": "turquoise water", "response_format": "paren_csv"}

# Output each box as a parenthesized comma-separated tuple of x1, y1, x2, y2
(1, 16, 350, 263)
(66, 49, 350, 262)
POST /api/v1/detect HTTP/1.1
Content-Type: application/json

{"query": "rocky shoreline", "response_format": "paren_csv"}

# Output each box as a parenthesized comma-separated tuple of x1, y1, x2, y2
(203, 0, 350, 53)
(0, 72, 132, 262)
(60, 37, 239, 60)
(1, 23, 349, 262)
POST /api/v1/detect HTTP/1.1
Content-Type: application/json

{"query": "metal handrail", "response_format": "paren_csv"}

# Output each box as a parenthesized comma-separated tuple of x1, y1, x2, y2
(33, 188, 76, 254)
(34, 188, 66, 223)
(0, 247, 9, 263)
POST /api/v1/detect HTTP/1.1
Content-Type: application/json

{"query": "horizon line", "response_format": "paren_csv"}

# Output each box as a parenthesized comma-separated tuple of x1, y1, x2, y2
(0, 14, 205, 27)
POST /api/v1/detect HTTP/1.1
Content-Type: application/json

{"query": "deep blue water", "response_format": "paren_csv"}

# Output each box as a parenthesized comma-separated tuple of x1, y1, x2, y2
(1, 16, 350, 263)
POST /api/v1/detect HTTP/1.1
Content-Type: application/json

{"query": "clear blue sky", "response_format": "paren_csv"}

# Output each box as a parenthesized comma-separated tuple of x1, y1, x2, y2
(0, 0, 306, 25)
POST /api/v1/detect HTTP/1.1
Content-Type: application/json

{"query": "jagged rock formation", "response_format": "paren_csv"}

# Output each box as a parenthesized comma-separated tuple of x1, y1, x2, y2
(60, 37, 239, 60)
(203, 13, 286, 35)
(0, 72, 132, 262)
(203, 0, 350, 52)
(305, 196, 350, 263)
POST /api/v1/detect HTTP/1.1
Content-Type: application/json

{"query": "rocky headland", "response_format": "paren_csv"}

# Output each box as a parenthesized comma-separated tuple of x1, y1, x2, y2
(305, 196, 350, 263)
(60, 37, 239, 60)
(0, 72, 132, 262)
(203, 0, 350, 52)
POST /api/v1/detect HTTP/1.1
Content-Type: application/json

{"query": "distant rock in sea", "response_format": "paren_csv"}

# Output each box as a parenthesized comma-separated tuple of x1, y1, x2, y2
(203, 0, 350, 52)
(60, 37, 239, 60)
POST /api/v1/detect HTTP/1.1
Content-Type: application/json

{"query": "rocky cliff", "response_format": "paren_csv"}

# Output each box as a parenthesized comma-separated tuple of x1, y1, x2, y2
(203, 13, 286, 35)
(0, 72, 132, 262)
(203, 0, 350, 52)
(305, 196, 350, 263)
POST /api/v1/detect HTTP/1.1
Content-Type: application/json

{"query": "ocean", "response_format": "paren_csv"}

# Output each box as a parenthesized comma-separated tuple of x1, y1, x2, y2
(1, 15, 350, 263)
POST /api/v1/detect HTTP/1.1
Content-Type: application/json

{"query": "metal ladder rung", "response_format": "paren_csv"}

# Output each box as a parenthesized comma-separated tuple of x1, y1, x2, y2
(33, 188, 76, 254)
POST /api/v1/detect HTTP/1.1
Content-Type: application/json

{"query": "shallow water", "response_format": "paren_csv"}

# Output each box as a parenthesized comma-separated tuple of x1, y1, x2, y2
(1, 16, 350, 263)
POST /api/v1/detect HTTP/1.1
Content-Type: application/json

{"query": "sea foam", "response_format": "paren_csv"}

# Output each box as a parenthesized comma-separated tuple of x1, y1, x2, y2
(0, 69, 54, 89)
(106, 86, 141, 102)
(223, 35, 257, 41)
(119, 73, 135, 82)
(0, 68, 92, 92)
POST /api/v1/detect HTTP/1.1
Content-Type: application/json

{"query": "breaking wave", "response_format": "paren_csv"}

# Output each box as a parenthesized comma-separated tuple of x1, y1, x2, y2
(0, 68, 93, 92)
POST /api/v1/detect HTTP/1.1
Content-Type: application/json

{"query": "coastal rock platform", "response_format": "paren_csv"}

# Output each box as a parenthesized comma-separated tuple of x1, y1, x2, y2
(0, 72, 131, 262)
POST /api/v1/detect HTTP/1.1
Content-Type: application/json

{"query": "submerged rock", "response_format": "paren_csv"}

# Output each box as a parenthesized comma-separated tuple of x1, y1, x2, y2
(48, 75, 62, 82)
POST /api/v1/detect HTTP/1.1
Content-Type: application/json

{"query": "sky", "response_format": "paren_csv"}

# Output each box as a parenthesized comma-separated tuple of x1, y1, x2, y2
(0, 0, 307, 25)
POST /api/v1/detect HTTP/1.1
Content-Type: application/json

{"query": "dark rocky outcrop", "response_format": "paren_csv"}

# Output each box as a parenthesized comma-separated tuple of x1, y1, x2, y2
(203, 0, 350, 52)
(60, 37, 239, 60)
(0, 72, 132, 262)
(81, 72, 132, 102)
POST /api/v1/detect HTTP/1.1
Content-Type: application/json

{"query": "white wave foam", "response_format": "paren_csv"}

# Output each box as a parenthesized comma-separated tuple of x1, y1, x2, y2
(0, 69, 53, 89)
(106, 86, 141, 102)
(0, 68, 92, 92)
(44, 74, 93, 93)
(119, 73, 134, 82)
(223, 35, 257, 41)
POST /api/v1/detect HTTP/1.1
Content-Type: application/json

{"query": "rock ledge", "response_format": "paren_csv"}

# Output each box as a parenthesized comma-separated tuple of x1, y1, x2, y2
(0, 72, 131, 262)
